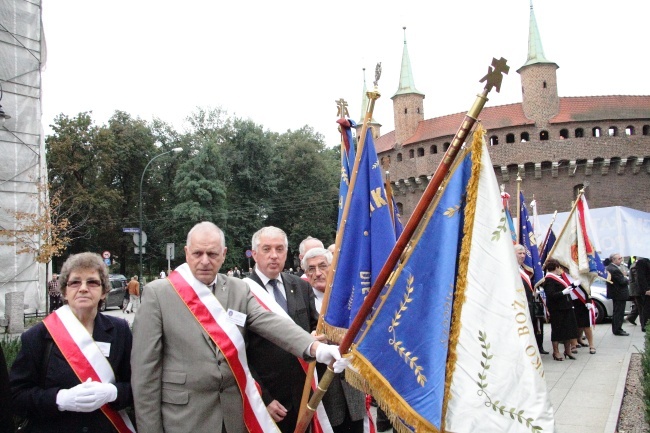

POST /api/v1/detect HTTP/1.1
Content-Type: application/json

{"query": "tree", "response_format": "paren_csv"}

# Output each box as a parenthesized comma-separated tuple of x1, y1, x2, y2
(0, 182, 72, 264)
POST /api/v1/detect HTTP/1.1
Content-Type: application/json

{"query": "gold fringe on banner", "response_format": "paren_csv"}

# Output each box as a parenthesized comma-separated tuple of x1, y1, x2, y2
(319, 322, 348, 344)
(440, 123, 485, 432)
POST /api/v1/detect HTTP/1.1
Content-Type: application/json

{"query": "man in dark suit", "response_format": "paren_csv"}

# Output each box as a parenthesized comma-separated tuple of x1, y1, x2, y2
(246, 226, 320, 433)
(606, 253, 630, 336)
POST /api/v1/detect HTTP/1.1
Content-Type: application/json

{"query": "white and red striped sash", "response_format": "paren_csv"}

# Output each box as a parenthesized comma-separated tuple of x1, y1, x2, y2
(519, 268, 533, 294)
(169, 265, 278, 433)
(243, 277, 333, 433)
(43, 306, 135, 433)
(561, 273, 597, 327)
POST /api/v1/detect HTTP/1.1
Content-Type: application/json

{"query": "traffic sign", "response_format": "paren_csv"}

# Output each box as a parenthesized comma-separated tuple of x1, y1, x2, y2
(123, 227, 141, 233)
(102, 251, 111, 259)
(133, 231, 148, 246)
(245, 249, 253, 258)
(166, 243, 175, 260)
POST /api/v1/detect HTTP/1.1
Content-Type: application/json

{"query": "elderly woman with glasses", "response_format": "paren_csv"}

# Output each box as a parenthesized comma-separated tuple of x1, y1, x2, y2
(10, 252, 134, 433)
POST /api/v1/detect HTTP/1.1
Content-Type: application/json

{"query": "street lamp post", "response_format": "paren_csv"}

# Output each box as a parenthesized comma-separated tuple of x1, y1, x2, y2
(139, 147, 182, 285)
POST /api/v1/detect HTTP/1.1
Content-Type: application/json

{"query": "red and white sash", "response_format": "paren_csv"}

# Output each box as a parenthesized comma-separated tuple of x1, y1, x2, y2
(243, 277, 334, 433)
(562, 273, 597, 328)
(170, 265, 279, 433)
(519, 268, 533, 294)
(42, 306, 135, 433)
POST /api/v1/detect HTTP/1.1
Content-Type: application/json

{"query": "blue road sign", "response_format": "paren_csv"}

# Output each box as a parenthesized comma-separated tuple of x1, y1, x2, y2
(123, 228, 141, 233)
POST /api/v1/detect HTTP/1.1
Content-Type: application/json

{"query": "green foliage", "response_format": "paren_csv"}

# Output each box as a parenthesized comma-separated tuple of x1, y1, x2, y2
(643, 329, 650, 424)
(46, 106, 342, 274)
(1, 335, 21, 369)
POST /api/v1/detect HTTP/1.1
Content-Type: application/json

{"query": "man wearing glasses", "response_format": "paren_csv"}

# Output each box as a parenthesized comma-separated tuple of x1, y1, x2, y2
(302, 246, 366, 433)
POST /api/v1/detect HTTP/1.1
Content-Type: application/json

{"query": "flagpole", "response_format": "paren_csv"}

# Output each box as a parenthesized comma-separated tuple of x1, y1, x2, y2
(295, 70, 382, 430)
(516, 173, 522, 241)
(544, 189, 584, 267)
(294, 57, 510, 433)
(384, 170, 396, 228)
(539, 210, 558, 255)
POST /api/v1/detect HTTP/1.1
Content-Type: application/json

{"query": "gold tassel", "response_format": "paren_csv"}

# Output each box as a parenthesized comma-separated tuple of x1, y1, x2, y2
(441, 123, 485, 431)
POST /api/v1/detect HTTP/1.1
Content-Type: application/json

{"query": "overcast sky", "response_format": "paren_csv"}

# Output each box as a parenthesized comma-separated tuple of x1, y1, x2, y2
(41, 0, 650, 146)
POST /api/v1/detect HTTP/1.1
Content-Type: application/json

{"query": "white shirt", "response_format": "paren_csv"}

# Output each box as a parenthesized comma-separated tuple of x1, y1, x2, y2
(160, 271, 166, 278)
(312, 287, 325, 312)
(254, 268, 287, 300)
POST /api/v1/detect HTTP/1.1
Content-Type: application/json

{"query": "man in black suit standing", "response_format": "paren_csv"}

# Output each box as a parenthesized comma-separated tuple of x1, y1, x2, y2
(246, 226, 320, 433)
(606, 252, 630, 336)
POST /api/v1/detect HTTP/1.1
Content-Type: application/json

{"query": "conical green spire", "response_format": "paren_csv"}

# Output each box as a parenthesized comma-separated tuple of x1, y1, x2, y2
(522, 0, 553, 67)
(359, 68, 377, 123)
(392, 27, 424, 98)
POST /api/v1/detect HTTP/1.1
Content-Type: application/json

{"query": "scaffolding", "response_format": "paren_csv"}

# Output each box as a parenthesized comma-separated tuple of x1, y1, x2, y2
(0, 0, 47, 315)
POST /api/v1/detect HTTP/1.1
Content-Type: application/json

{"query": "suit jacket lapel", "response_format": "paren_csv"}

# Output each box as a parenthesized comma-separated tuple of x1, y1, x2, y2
(281, 273, 296, 318)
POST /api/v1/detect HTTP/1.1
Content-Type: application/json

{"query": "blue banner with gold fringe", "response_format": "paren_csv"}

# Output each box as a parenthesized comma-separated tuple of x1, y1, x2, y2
(350, 148, 473, 431)
(323, 127, 396, 340)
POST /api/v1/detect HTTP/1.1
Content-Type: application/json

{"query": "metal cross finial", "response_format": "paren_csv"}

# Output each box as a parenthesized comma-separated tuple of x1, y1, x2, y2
(479, 57, 509, 93)
(336, 98, 349, 118)
(373, 62, 382, 88)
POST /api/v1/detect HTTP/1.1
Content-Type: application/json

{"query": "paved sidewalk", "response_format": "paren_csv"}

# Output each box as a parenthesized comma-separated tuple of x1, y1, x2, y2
(541, 320, 645, 433)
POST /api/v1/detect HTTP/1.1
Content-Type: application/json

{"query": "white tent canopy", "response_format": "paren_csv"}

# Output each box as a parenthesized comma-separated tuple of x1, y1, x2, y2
(537, 206, 650, 260)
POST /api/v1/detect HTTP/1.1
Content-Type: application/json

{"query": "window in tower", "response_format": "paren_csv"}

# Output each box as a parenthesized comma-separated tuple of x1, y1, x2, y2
(397, 153, 403, 161)
(404, 108, 408, 114)
(521, 132, 530, 142)
(430, 145, 438, 154)
(540, 130, 549, 141)
(409, 149, 414, 159)
(559, 129, 569, 139)
(575, 128, 584, 138)
(490, 135, 499, 146)
(506, 133, 515, 144)
(543, 81, 547, 89)
(417, 147, 424, 157)
(592, 127, 601, 138)
(625, 126, 635, 136)
(643, 125, 650, 135)
(609, 126, 618, 137)
(443, 142, 450, 151)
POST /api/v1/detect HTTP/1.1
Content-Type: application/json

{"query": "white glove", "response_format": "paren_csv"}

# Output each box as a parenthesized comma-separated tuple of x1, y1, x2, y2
(586, 303, 593, 310)
(315, 343, 341, 365)
(561, 288, 572, 295)
(56, 387, 82, 412)
(571, 279, 581, 287)
(535, 289, 542, 295)
(75, 381, 117, 412)
(332, 355, 352, 374)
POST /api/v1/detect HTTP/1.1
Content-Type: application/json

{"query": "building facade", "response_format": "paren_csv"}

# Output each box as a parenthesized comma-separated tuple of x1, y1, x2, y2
(375, 5, 650, 221)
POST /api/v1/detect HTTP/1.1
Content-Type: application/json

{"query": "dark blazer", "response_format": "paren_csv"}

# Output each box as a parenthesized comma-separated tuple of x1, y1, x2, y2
(10, 313, 133, 433)
(543, 275, 573, 313)
(246, 271, 319, 433)
(606, 263, 629, 300)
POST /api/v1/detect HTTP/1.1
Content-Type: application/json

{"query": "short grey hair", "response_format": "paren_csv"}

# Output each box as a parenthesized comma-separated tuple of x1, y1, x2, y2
(301, 247, 332, 269)
(609, 252, 621, 261)
(299, 236, 324, 256)
(514, 244, 526, 253)
(252, 226, 288, 251)
(187, 222, 226, 248)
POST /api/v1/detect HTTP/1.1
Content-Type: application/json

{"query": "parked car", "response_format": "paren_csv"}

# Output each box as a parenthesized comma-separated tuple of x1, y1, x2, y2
(589, 280, 632, 324)
(101, 274, 128, 311)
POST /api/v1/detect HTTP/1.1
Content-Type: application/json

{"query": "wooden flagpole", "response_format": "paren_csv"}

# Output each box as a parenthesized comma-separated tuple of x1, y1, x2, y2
(543, 188, 584, 268)
(296, 65, 382, 426)
(516, 173, 522, 242)
(538, 210, 558, 255)
(294, 57, 510, 433)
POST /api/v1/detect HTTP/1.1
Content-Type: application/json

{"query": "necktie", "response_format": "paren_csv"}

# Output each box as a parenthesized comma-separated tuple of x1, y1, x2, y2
(268, 279, 287, 312)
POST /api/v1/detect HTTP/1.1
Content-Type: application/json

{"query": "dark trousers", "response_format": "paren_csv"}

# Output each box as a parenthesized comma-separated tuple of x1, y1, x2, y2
(49, 294, 62, 313)
(627, 296, 644, 325)
(332, 411, 364, 433)
(612, 300, 626, 334)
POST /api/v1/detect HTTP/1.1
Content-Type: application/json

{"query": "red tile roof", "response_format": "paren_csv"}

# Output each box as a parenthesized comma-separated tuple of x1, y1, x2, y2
(375, 95, 650, 153)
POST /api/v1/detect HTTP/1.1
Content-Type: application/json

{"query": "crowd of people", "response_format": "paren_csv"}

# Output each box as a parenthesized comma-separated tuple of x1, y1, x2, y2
(5, 221, 647, 432)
